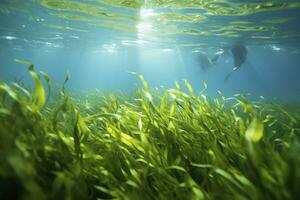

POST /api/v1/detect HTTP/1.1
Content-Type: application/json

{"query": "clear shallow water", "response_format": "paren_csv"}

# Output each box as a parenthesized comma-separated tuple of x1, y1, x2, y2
(0, 0, 300, 101)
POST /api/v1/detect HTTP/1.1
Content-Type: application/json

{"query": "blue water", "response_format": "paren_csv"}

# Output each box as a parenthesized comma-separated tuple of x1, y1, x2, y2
(1, 0, 300, 101)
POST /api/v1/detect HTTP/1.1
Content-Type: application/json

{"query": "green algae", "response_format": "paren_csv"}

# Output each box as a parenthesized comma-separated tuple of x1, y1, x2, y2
(0, 65, 300, 200)
(14, 58, 33, 66)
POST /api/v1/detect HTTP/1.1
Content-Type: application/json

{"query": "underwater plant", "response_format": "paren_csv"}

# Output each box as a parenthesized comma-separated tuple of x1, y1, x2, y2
(0, 65, 299, 200)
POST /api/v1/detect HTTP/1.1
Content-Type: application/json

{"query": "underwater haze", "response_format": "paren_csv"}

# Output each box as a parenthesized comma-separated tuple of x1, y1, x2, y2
(1, 1, 300, 200)
(0, 0, 300, 99)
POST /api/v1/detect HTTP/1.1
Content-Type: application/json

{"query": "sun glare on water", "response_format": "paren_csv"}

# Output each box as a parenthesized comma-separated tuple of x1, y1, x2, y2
(137, 8, 157, 41)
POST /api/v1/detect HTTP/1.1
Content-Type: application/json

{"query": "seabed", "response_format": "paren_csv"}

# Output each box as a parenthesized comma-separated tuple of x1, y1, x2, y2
(0, 66, 299, 199)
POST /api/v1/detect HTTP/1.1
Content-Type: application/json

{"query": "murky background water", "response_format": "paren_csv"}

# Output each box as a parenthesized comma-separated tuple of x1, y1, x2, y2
(0, 0, 300, 101)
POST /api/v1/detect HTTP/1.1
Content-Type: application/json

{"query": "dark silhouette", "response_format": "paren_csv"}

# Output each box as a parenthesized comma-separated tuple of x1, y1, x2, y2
(197, 43, 248, 82)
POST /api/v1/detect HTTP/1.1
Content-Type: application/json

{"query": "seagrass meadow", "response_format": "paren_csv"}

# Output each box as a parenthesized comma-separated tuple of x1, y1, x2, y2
(0, 65, 299, 200)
